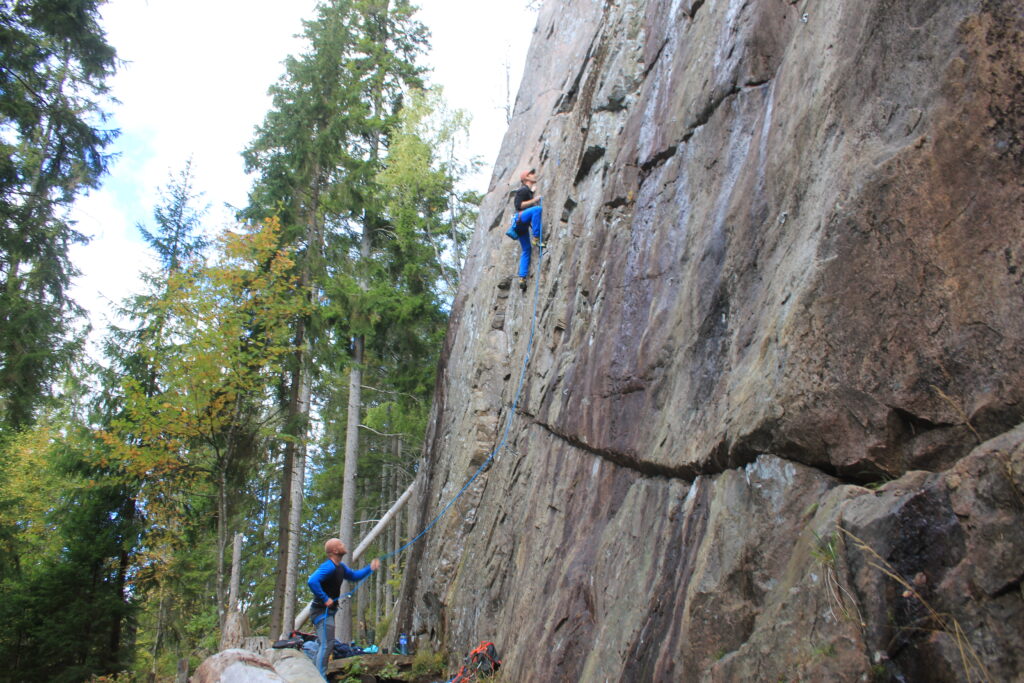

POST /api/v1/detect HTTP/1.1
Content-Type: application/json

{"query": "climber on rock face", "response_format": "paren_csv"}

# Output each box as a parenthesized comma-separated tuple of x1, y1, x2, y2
(512, 168, 543, 290)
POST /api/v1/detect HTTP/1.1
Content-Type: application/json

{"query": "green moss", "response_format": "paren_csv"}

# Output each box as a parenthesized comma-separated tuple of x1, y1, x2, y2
(812, 642, 837, 658)
(411, 648, 446, 676)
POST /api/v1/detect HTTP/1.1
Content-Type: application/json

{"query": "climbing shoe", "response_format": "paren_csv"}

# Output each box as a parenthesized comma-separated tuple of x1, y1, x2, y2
(532, 236, 544, 249)
(518, 277, 528, 291)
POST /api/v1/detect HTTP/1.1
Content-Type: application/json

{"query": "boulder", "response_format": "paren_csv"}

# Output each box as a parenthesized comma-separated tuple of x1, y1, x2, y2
(266, 648, 322, 683)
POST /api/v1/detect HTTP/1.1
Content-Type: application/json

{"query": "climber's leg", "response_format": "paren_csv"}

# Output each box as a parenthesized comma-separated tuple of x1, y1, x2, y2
(517, 229, 532, 278)
(521, 205, 543, 241)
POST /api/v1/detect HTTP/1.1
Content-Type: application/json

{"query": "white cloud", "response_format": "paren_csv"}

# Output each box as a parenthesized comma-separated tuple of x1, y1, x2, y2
(71, 0, 537, 358)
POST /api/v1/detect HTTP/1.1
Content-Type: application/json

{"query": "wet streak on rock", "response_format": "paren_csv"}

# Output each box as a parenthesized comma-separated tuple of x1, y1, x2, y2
(622, 479, 712, 682)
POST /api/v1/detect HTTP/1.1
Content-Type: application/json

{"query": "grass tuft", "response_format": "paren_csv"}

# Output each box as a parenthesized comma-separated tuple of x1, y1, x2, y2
(840, 528, 993, 683)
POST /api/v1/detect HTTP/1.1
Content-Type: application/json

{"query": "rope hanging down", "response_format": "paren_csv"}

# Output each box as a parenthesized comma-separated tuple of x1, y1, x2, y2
(340, 223, 545, 601)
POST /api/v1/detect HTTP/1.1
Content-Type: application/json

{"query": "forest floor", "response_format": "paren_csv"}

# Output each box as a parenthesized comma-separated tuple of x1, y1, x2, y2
(329, 653, 446, 682)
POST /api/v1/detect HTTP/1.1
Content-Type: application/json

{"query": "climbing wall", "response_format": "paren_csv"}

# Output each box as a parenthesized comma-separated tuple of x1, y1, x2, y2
(394, 0, 1024, 680)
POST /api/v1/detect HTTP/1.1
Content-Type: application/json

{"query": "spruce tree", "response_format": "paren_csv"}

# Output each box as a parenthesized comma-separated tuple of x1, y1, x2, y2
(243, 0, 429, 637)
(0, 0, 118, 430)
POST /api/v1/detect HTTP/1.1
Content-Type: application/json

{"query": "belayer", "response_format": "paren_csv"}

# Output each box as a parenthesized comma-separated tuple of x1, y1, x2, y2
(509, 168, 543, 290)
(308, 538, 380, 679)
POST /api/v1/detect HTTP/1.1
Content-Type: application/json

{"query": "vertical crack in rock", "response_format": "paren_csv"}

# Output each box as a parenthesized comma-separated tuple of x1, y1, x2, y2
(573, 145, 606, 184)
(560, 196, 578, 223)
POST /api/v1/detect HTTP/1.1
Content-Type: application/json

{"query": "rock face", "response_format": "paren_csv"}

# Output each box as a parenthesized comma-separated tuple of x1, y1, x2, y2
(394, 0, 1024, 680)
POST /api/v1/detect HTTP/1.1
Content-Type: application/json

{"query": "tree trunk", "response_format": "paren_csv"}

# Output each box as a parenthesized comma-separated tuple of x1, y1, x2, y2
(149, 585, 167, 683)
(270, 430, 293, 638)
(357, 565, 367, 643)
(274, 177, 321, 635)
(338, 333, 364, 642)
(176, 656, 189, 683)
(228, 532, 243, 611)
(383, 467, 392, 615)
(281, 356, 312, 638)
(216, 467, 228, 630)
(374, 550, 382, 633)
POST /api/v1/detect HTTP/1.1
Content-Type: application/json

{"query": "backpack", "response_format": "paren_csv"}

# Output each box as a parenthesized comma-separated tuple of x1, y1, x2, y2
(451, 641, 501, 682)
(332, 639, 365, 659)
(272, 630, 316, 650)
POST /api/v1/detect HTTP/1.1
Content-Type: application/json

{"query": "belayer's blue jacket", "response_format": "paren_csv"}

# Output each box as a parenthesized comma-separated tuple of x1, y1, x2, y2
(308, 559, 373, 607)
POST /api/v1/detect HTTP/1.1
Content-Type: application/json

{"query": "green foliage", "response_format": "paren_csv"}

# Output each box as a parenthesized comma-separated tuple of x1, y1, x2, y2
(378, 660, 401, 677)
(411, 648, 446, 676)
(0, 0, 118, 431)
(0, 4, 476, 679)
(0, 417, 139, 682)
(377, 86, 479, 304)
(242, 0, 459, 637)
(97, 204, 308, 674)
(336, 658, 365, 682)
(100, 217, 307, 550)
(137, 159, 209, 274)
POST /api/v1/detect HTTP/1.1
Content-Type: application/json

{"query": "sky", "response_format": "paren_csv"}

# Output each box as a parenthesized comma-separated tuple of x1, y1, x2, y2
(70, 0, 538, 351)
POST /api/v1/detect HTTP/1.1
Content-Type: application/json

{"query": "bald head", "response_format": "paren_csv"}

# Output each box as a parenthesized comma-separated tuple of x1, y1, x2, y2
(325, 538, 347, 563)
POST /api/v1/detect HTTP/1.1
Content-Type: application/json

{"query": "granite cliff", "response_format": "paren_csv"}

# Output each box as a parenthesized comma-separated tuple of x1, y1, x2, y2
(393, 0, 1024, 680)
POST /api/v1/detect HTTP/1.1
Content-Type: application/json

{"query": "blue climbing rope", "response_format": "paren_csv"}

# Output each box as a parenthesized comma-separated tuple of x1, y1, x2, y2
(381, 220, 544, 562)
(336, 221, 545, 603)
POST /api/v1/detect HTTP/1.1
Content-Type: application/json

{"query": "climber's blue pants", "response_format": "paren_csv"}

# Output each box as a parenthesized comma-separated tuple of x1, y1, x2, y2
(516, 205, 543, 277)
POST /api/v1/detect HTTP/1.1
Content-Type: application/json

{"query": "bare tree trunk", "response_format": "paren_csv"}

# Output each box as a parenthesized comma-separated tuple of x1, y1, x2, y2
(357, 565, 367, 644)
(379, 410, 393, 615)
(216, 467, 228, 630)
(270, 438, 293, 638)
(228, 532, 243, 611)
(149, 584, 167, 683)
(175, 656, 189, 683)
(275, 173, 321, 635)
(385, 462, 397, 614)
(281, 359, 312, 638)
(374, 552, 382, 633)
(338, 335, 363, 643)
(405, 465, 414, 573)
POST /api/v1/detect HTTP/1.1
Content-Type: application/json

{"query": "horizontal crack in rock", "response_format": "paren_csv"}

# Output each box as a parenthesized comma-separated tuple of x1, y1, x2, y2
(532, 419, 702, 480)
(523, 416, 868, 488)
